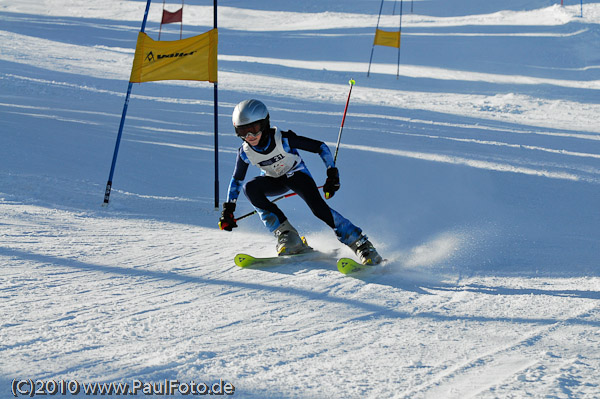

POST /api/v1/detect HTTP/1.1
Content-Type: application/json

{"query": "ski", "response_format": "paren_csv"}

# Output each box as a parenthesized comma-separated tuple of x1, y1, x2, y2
(235, 249, 336, 269)
(337, 257, 379, 274)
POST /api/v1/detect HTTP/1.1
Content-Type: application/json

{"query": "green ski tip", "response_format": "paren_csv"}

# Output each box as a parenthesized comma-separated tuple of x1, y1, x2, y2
(234, 253, 260, 268)
(337, 257, 373, 274)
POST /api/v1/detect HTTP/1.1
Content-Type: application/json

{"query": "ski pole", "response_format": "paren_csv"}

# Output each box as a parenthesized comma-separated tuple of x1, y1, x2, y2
(333, 79, 355, 164)
(235, 185, 324, 223)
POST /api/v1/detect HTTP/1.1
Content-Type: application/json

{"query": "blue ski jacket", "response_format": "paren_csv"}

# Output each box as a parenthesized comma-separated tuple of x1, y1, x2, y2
(225, 128, 335, 203)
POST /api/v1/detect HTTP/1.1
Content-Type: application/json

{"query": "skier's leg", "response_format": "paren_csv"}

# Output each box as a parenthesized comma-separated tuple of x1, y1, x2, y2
(243, 176, 288, 232)
(243, 176, 307, 254)
(286, 172, 335, 228)
(329, 210, 382, 264)
(286, 172, 362, 245)
(286, 172, 382, 264)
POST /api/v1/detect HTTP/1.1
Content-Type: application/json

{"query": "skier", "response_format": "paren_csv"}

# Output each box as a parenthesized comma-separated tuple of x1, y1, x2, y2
(218, 99, 382, 265)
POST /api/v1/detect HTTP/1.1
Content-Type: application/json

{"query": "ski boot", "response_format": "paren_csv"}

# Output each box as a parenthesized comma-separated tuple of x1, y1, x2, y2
(349, 235, 382, 265)
(274, 220, 311, 255)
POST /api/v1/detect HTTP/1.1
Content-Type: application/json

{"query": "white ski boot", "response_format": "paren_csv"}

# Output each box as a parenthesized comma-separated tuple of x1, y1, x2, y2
(349, 235, 382, 265)
(274, 220, 311, 255)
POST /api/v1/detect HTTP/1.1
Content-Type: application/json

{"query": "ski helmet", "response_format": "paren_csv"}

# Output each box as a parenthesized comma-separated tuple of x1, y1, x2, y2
(232, 99, 270, 136)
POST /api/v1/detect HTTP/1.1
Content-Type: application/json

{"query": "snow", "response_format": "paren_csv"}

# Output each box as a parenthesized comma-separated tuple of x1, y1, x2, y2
(1, 0, 599, 397)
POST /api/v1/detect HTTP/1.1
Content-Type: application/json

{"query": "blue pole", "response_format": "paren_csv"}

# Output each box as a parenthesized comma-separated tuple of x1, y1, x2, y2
(104, 82, 133, 205)
(367, 0, 385, 77)
(139, 0, 152, 32)
(581, 0, 583, 18)
(103, 0, 152, 205)
(397, 0, 403, 79)
(213, 0, 219, 209)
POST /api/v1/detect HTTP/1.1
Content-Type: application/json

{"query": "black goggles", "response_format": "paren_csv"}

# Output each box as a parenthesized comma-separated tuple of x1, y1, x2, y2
(236, 121, 262, 138)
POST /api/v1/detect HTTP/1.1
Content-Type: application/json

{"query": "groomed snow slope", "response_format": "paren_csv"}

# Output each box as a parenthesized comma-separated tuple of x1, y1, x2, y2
(1, 0, 599, 397)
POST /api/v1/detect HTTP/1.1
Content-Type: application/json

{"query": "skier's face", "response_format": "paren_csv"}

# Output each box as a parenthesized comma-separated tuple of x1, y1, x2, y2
(237, 121, 263, 145)
(244, 130, 262, 145)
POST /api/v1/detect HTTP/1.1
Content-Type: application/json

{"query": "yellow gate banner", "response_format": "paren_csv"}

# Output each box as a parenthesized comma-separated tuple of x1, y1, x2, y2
(130, 28, 218, 83)
(373, 29, 401, 48)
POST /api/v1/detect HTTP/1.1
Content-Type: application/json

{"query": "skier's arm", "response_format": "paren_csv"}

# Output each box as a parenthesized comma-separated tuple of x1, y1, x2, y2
(226, 178, 243, 204)
(284, 130, 339, 198)
(226, 148, 250, 203)
(316, 143, 335, 170)
(220, 149, 249, 231)
(284, 130, 335, 169)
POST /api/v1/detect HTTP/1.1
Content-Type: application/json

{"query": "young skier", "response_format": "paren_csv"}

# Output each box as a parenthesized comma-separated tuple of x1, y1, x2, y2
(218, 99, 382, 265)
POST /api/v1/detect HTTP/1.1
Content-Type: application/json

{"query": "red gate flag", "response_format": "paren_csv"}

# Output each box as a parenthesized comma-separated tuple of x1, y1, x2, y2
(162, 8, 182, 24)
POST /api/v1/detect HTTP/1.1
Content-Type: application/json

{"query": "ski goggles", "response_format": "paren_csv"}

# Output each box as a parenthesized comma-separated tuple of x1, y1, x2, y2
(235, 121, 262, 138)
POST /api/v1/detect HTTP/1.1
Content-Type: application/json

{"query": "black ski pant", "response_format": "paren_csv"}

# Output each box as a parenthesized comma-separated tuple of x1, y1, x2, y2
(243, 171, 335, 231)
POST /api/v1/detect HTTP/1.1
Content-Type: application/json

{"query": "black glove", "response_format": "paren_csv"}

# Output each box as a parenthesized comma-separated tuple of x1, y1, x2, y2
(323, 167, 340, 199)
(219, 202, 238, 231)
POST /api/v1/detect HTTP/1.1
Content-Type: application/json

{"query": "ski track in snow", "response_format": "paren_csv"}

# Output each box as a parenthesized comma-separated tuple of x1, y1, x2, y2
(400, 300, 600, 398)
(1, 0, 600, 398)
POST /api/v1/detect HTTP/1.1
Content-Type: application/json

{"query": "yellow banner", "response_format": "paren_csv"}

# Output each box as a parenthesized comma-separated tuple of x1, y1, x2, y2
(373, 29, 401, 48)
(130, 29, 218, 83)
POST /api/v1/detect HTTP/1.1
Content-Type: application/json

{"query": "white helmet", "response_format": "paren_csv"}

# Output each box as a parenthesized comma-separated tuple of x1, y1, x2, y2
(232, 99, 270, 135)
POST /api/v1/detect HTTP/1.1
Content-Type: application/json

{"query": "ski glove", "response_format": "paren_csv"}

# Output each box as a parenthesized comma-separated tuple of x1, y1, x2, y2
(219, 202, 238, 231)
(323, 167, 340, 199)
